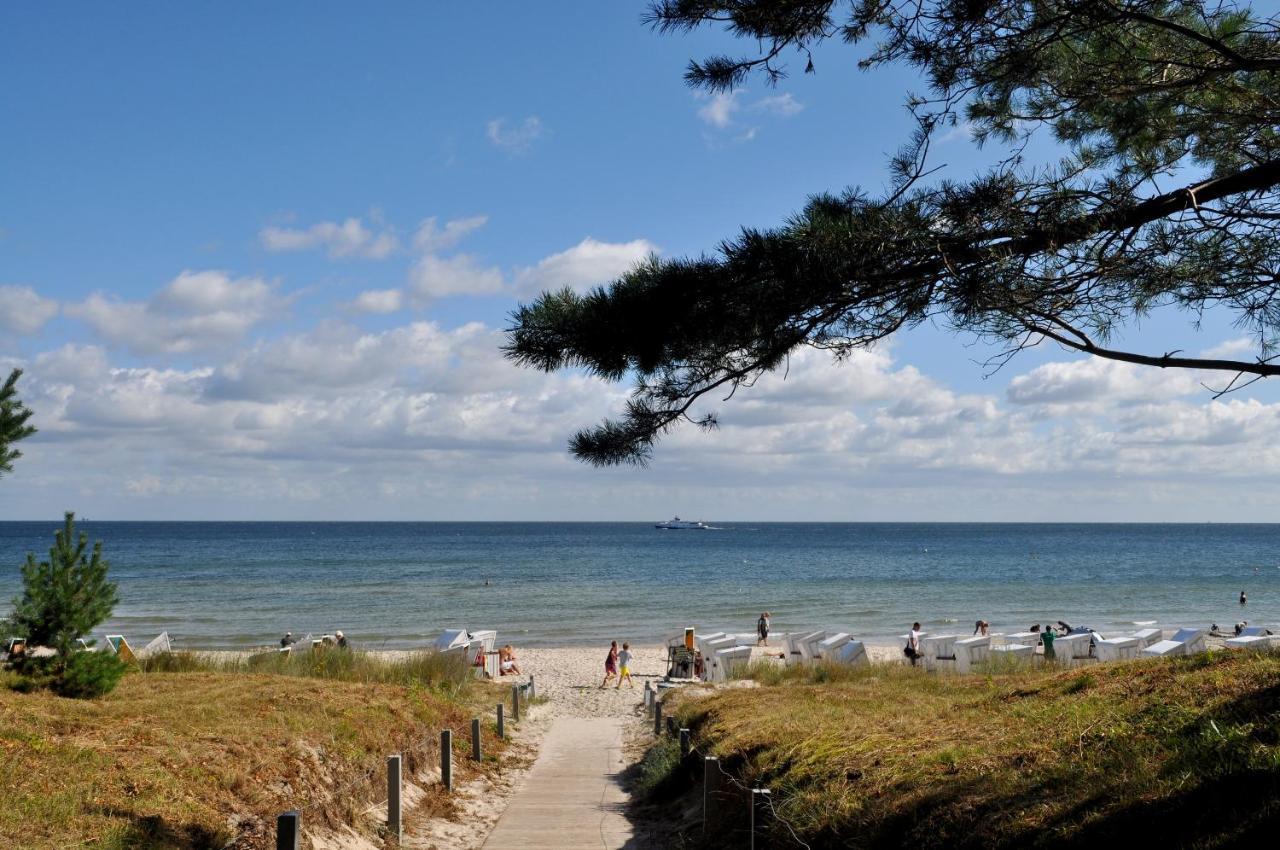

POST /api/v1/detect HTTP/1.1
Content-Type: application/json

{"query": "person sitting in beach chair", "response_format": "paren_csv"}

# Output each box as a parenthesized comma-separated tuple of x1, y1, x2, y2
(499, 644, 521, 676)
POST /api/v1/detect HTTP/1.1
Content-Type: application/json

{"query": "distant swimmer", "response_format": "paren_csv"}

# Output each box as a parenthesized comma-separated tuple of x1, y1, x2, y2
(1241, 590, 1248, 605)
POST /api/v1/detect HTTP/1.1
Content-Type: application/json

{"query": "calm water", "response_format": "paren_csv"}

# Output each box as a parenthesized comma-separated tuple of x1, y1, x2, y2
(0, 522, 1275, 648)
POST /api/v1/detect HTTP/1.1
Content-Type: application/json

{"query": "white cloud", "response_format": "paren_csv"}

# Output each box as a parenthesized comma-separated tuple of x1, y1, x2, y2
(486, 116, 546, 154)
(1005, 358, 1200, 410)
(66, 270, 285, 355)
(408, 253, 505, 302)
(514, 237, 656, 295)
(347, 289, 404, 314)
(752, 93, 804, 118)
(260, 217, 398, 259)
(0, 285, 59, 335)
(1200, 336, 1262, 360)
(697, 92, 740, 128)
(413, 215, 489, 253)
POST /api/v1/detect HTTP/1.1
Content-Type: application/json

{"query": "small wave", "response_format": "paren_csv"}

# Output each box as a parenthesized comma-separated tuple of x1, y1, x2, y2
(1132, 620, 1158, 626)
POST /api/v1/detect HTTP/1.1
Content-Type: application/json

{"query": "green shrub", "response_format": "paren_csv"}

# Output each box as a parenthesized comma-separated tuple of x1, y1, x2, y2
(51, 651, 128, 699)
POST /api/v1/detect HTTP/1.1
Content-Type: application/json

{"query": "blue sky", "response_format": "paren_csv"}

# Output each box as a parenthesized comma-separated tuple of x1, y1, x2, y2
(2, 2, 1278, 521)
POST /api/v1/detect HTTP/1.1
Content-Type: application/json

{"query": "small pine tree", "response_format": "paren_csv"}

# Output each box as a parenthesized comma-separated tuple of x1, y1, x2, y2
(11, 512, 119, 675)
(0, 368, 36, 478)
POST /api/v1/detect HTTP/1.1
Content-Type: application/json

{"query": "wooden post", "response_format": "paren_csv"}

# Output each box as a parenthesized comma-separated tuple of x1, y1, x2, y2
(511, 684, 520, 722)
(528, 675, 536, 700)
(471, 717, 482, 761)
(645, 682, 654, 714)
(276, 810, 300, 850)
(679, 728, 691, 759)
(653, 699, 663, 736)
(702, 757, 720, 836)
(441, 729, 453, 791)
(386, 755, 402, 843)
(497, 702, 505, 739)
(750, 788, 772, 849)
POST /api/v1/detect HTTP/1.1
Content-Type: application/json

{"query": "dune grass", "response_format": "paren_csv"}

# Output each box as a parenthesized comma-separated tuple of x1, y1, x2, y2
(658, 651, 1280, 849)
(0, 657, 508, 849)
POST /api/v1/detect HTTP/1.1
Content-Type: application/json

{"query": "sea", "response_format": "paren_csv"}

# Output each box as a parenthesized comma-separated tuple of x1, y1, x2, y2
(0, 522, 1275, 649)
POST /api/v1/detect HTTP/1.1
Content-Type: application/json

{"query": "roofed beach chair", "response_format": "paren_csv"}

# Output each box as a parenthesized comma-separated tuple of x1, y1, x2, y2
(1141, 628, 1207, 658)
(703, 636, 738, 679)
(796, 631, 829, 664)
(1093, 635, 1141, 662)
(104, 635, 137, 663)
(1053, 633, 1093, 666)
(953, 635, 990, 673)
(1002, 631, 1042, 648)
(836, 640, 869, 666)
(1238, 626, 1270, 637)
(696, 632, 726, 657)
(1225, 634, 1275, 651)
(1131, 628, 1163, 647)
(921, 635, 961, 671)
(713, 645, 753, 681)
(988, 643, 1035, 666)
(816, 632, 851, 661)
(136, 632, 172, 660)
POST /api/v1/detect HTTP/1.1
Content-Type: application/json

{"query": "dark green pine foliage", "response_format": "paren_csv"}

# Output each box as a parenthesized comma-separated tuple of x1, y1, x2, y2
(11, 513, 120, 679)
(507, 1, 1280, 465)
(0, 368, 36, 477)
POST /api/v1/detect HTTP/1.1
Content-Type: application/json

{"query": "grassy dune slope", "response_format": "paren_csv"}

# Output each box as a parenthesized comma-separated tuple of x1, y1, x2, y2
(0, 669, 503, 849)
(660, 652, 1280, 849)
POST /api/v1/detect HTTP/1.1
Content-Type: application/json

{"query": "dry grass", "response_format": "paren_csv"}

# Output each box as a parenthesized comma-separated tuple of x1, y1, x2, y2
(0, 665, 509, 849)
(661, 651, 1280, 849)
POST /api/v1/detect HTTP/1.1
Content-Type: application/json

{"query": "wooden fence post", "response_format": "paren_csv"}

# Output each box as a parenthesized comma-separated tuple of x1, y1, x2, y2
(386, 755, 402, 843)
(680, 728, 691, 758)
(471, 717, 482, 761)
(653, 699, 663, 735)
(276, 810, 300, 850)
(511, 684, 520, 722)
(497, 702, 505, 739)
(702, 757, 720, 836)
(441, 729, 453, 791)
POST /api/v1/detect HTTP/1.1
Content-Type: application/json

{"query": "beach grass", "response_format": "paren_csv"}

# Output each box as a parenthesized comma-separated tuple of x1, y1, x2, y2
(0, 659, 507, 849)
(656, 650, 1280, 848)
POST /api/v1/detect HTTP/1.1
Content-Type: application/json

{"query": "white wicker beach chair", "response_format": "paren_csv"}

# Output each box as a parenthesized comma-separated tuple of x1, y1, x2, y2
(703, 636, 738, 679)
(921, 635, 961, 671)
(1142, 627, 1207, 658)
(713, 645, 753, 681)
(988, 643, 1035, 666)
(836, 640, 869, 666)
(796, 631, 829, 664)
(1093, 635, 1141, 662)
(135, 631, 172, 660)
(1003, 631, 1042, 647)
(1131, 628, 1163, 647)
(953, 635, 990, 673)
(1225, 635, 1275, 651)
(1052, 633, 1093, 666)
(816, 632, 851, 660)
(1238, 626, 1269, 638)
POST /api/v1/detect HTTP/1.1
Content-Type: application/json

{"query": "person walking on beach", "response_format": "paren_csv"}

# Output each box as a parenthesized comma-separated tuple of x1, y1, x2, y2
(616, 642, 634, 688)
(904, 622, 923, 666)
(600, 640, 619, 688)
(757, 612, 771, 646)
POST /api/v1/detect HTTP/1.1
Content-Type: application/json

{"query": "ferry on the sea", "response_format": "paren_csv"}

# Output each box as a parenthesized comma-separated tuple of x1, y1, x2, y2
(655, 516, 710, 530)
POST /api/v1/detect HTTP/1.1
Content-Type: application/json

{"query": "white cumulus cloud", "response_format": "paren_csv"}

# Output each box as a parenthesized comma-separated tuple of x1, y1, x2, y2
(347, 289, 404, 314)
(66, 270, 286, 355)
(514, 238, 657, 295)
(260, 217, 398, 259)
(408, 253, 505, 302)
(0, 285, 59, 335)
(413, 215, 489, 253)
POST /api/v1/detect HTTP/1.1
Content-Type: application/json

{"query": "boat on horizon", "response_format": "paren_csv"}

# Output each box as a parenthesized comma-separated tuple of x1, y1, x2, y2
(655, 516, 710, 530)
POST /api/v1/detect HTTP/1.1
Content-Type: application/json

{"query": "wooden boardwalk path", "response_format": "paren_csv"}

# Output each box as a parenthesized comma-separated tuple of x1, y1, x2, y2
(481, 716, 648, 849)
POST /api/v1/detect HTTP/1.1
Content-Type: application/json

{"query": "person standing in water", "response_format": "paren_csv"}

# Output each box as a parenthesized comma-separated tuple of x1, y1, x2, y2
(757, 612, 771, 646)
(1241, 590, 1249, 605)
(600, 640, 619, 688)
